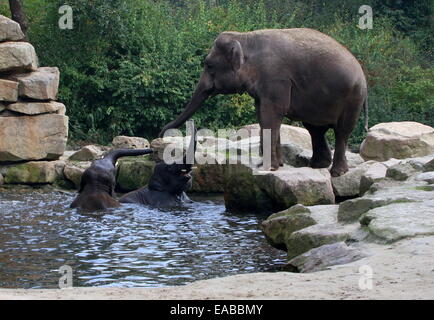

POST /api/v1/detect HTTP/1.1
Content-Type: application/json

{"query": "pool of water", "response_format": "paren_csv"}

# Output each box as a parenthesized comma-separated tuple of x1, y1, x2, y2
(0, 188, 286, 289)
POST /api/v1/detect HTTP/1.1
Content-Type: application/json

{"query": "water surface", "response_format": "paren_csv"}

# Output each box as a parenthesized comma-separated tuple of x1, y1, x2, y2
(0, 189, 285, 289)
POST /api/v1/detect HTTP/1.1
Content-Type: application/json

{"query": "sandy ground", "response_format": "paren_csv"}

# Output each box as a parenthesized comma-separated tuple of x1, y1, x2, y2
(1, 236, 433, 300)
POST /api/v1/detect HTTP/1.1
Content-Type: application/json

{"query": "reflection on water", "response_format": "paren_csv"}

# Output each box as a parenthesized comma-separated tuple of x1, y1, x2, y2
(0, 189, 285, 289)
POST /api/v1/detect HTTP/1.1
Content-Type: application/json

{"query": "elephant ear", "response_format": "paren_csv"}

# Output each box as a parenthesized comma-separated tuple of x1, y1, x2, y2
(229, 40, 244, 71)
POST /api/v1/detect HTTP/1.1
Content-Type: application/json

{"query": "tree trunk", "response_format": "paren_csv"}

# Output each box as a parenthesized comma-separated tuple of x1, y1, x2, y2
(9, 0, 28, 41)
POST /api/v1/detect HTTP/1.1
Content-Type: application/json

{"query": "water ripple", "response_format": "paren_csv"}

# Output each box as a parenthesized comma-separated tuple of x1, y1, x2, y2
(0, 190, 285, 288)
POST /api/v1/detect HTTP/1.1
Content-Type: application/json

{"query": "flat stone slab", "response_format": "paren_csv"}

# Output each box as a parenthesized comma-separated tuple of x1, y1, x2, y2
(6, 101, 65, 115)
(360, 200, 434, 242)
(256, 167, 335, 208)
(0, 79, 18, 102)
(0, 15, 25, 41)
(0, 114, 68, 162)
(285, 223, 355, 259)
(261, 204, 338, 251)
(116, 157, 155, 192)
(0, 41, 38, 72)
(286, 242, 367, 273)
(331, 162, 375, 197)
(9, 67, 60, 100)
(359, 162, 388, 195)
(112, 136, 150, 149)
(338, 182, 433, 223)
(191, 160, 226, 193)
(240, 123, 312, 150)
(63, 161, 91, 189)
(424, 158, 434, 171)
(360, 122, 434, 161)
(68, 145, 104, 161)
(4, 160, 64, 184)
(415, 172, 434, 184)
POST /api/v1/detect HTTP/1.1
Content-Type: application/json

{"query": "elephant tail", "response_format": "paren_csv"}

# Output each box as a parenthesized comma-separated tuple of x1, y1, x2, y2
(104, 148, 154, 166)
(363, 98, 369, 132)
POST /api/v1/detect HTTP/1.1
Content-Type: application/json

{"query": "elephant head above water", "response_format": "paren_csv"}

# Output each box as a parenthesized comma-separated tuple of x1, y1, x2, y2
(159, 28, 368, 176)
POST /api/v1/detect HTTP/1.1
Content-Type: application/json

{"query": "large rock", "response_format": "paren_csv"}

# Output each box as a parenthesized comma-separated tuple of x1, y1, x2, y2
(9, 67, 60, 100)
(68, 145, 104, 161)
(0, 15, 25, 42)
(359, 162, 388, 195)
(261, 205, 317, 251)
(360, 200, 434, 242)
(0, 42, 38, 72)
(360, 122, 434, 161)
(286, 242, 367, 273)
(4, 160, 64, 184)
(281, 143, 310, 167)
(424, 158, 434, 172)
(223, 162, 335, 212)
(331, 162, 375, 197)
(191, 161, 226, 193)
(223, 162, 272, 211)
(150, 137, 183, 162)
(6, 101, 65, 115)
(256, 167, 335, 209)
(240, 123, 312, 150)
(345, 152, 365, 168)
(338, 181, 432, 223)
(0, 102, 5, 112)
(116, 158, 155, 191)
(261, 204, 338, 251)
(285, 223, 356, 259)
(63, 162, 91, 189)
(0, 114, 68, 162)
(386, 161, 419, 181)
(112, 136, 150, 149)
(415, 172, 434, 184)
(0, 79, 18, 102)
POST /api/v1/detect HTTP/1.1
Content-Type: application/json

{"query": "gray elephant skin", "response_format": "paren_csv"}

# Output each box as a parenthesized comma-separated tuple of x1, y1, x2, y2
(70, 148, 153, 212)
(160, 28, 368, 176)
(120, 125, 197, 207)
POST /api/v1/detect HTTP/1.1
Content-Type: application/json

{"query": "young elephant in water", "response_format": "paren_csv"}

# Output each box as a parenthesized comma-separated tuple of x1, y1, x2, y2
(70, 148, 153, 212)
(119, 161, 194, 207)
(119, 127, 197, 207)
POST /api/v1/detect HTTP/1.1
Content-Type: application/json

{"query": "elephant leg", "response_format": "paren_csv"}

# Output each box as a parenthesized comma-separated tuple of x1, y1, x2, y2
(255, 98, 264, 157)
(259, 107, 283, 171)
(277, 134, 283, 166)
(330, 100, 362, 176)
(330, 128, 350, 177)
(303, 122, 332, 168)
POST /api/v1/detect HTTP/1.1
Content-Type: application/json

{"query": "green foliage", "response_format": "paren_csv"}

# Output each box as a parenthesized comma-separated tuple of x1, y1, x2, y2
(8, 0, 433, 146)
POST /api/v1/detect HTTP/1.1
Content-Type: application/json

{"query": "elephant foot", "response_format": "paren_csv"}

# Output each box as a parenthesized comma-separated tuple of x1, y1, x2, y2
(330, 162, 349, 177)
(256, 159, 281, 171)
(309, 157, 332, 169)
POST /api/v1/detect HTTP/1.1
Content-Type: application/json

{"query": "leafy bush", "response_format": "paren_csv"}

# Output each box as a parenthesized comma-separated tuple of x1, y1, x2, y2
(1, 0, 432, 147)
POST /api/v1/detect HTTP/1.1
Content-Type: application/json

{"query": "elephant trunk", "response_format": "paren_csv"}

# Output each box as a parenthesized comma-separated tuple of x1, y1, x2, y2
(104, 149, 153, 166)
(159, 73, 212, 137)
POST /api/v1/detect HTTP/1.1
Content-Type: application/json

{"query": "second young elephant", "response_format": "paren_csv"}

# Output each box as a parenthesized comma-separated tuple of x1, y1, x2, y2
(159, 28, 368, 176)
(120, 125, 197, 207)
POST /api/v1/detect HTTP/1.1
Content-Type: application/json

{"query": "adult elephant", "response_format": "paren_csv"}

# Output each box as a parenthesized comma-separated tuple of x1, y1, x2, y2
(159, 28, 368, 176)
